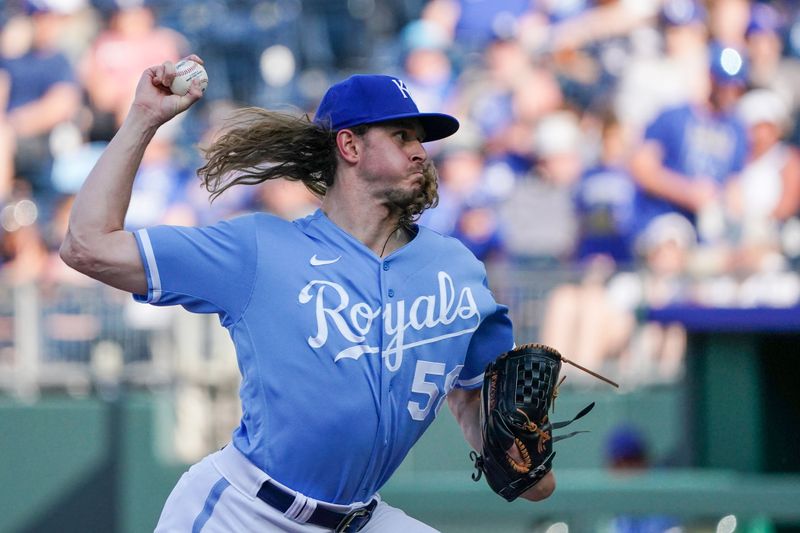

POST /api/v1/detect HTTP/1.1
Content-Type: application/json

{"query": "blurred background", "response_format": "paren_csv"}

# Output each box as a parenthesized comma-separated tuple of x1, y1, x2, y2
(1, 0, 800, 531)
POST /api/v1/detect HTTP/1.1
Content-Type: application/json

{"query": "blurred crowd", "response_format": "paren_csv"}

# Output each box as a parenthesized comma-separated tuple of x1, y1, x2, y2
(3, 0, 800, 384)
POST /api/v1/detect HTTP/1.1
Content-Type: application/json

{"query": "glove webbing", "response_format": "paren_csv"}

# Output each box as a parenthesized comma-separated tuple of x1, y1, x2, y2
(520, 342, 620, 389)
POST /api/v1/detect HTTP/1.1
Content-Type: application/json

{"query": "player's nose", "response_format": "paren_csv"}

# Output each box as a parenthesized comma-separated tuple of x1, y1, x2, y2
(409, 141, 427, 164)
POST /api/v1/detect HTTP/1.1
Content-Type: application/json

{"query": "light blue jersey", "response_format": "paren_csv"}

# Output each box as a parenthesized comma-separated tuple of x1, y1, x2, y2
(134, 209, 513, 505)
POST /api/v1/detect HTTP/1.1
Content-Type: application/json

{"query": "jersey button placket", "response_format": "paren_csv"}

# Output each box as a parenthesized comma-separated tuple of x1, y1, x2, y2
(384, 261, 394, 297)
(378, 261, 394, 482)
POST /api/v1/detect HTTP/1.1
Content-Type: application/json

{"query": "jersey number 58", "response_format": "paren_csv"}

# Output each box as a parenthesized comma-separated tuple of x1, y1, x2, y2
(407, 362, 464, 421)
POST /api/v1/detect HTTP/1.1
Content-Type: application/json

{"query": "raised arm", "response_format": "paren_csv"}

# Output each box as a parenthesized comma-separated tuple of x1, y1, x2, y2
(629, 140, 719, 213)
(59, 56, 205, 294)
(448, 387, 556, 502)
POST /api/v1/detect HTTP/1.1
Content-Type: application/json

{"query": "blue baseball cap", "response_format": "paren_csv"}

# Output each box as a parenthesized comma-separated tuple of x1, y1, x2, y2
(313, 75, 460, 142)
(709, 44, 748, 86)
(605, 424, 647, 462)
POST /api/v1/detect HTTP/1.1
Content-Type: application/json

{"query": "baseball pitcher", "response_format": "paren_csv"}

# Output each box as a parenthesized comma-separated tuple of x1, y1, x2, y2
(61, 56, 573, 532)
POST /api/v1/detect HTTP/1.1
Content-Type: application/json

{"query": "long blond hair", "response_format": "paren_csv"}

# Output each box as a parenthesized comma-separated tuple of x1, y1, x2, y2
(198, 108, 438, 226)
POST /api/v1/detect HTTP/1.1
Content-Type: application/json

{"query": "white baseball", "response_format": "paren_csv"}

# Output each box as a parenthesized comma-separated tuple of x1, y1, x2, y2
(170, 59, 208, 96)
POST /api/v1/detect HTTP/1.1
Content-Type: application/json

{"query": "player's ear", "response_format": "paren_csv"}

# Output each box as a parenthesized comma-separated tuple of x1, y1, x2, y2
(336, 129, 360, 163)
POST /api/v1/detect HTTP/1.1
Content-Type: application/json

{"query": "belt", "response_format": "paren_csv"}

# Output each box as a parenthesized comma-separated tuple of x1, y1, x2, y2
(256, 480, 377, 533)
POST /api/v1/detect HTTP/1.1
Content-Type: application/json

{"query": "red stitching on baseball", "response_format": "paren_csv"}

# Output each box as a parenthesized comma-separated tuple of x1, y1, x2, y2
(175, 61, 198, 76)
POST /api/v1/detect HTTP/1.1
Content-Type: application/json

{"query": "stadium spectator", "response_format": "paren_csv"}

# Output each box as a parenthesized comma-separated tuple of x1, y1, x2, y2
(573, 110, 637, 266)
(0, 2, 81, 210)
(544, 0, 660, 112)
(539, 254, 633, 383)
(540, 213, 695, 385)
(427, 0, 537, 56)
(743, 2, 800, 145)
(501, 110, 582, 262)
(451, 197, 507, 264)
(421, 127, 487, 235)
(449, 33, 540, 168)
(602, 423, 683, 532)
(39, 193, 95, 287)
(725, 88, 800, 270)
(606, 423, 649, 470)
(298, 0, 375, 72)
(165, 0, 290, 107)
(79, 0, 187, 140)
(614, 213, 693, 384)
(421, 125, 509, 265)
(124, 120, 197, 230)
(544, 0, 661, 51)
(614, 0, 711, 140)
(706, 0, 751, 50)
(628, 44, 749, 244)
(177, 99, 261, 225)
(398, 19, 455, 124)
(500, 64, 566, 170)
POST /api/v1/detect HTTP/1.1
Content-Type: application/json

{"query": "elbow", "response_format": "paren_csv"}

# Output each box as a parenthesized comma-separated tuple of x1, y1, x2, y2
(59, 231, 94, 274)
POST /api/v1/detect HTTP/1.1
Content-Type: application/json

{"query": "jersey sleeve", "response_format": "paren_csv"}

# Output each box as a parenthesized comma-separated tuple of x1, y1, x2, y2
(455, 286, 514, 389)
(132, 215, 258, 326)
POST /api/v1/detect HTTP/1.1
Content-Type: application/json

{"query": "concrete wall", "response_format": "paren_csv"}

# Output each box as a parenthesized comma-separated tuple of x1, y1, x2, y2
(1, 388, 799, 533)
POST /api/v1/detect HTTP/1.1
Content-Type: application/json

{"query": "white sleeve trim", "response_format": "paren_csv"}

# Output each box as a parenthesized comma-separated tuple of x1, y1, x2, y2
(456, 372, 484, 388)
(137, 228, 162, 303)
(456, 342, 516, 388)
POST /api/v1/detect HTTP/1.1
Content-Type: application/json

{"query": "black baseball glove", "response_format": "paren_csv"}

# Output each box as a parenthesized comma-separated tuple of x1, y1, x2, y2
(470, 343, 616, 501)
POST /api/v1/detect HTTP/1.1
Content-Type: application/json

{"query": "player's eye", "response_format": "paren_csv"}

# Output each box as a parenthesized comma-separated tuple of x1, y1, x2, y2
(395, 129, 423, 143)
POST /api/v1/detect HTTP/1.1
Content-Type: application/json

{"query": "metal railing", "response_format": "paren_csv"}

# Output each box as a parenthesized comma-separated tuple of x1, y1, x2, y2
(0, 265, 584, 396)
(0, 280, 239, 397)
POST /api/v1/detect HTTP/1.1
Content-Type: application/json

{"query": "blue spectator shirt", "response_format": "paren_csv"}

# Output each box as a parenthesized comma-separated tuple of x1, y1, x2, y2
(0, 51, 75, 111)
(573, 163, 637, 264)
(634, 104, 748, 232)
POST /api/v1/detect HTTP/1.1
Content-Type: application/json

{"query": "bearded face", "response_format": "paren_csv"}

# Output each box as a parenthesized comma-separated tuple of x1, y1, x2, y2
(356, 122, 439, 223)
(389, 161, 439, 222)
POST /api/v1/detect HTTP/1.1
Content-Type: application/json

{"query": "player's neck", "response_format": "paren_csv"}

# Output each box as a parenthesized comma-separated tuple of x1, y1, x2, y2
(321, 190, 407, 257)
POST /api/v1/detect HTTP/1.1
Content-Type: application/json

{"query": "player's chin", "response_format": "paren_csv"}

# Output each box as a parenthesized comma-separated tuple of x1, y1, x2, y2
(383, 186, 419, 210)
(398, 176, 423, 192)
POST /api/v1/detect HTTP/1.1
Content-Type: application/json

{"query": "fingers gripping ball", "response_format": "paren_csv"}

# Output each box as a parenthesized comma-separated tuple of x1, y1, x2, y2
(170, 59, 208, 96)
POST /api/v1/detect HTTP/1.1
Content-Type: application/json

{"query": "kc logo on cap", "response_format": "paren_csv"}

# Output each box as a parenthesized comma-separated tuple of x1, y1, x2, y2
(391, 79, 411, 99)
(313, 75, 459, 142)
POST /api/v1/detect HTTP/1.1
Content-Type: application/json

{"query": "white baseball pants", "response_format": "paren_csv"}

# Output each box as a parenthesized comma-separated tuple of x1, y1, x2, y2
(154, 444, 439, 532)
